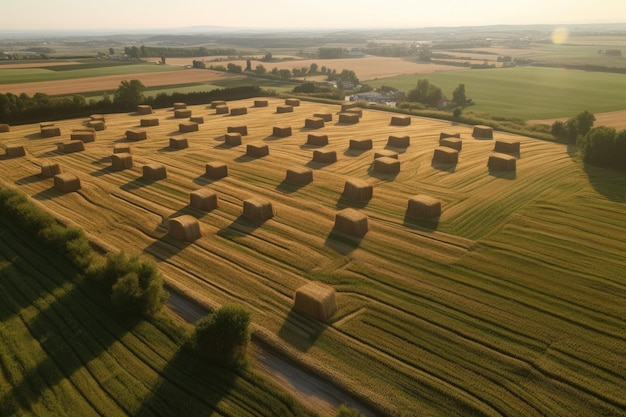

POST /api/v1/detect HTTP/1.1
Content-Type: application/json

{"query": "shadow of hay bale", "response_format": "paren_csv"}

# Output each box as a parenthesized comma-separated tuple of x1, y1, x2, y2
(277, 308, 327, 352)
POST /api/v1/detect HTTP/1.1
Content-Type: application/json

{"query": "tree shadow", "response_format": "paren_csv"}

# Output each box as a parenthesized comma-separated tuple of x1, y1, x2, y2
(583, 163, 626, 202)
(324, 230, 364, 255)
(277, 308, 328, 353)
(403, 213, 440, 232)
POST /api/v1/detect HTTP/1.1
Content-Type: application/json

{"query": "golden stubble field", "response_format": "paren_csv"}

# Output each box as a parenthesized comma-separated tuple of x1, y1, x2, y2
(1, 98, 624, 417)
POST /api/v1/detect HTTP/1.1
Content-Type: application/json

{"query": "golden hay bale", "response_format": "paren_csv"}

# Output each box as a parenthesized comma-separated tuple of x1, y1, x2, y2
(373, 156, 400, 175)
(307, 134, 329, 146)
(228, 125, 248, 136)
(0, 124, 10, 132)
(114, 144, 130, 154)
(205, 162, 228, 179)
(246, 143, 269, 157)
(487, 153, 517, 171)
(225, 132, 242, 146)
(190, 116, 204, 124)
(374, 150, 398, 159)
(273, 126, 292, 137)
(174, 109, 192, 118)
(338, 113, 359, 124)
(333, 208, 368, 237)
(140, 118, 160, 127)
(211, 100, 227, 108)
(90, 114, 105, 122)
(40, 123, 54, 128)
(285, 166, 313, 185)
(432, 146, 459, 164)
(168, 215, 201, 242)
(61, 140, 85, 153)
(304, 117, 325, 129)
(70, 130, 96, 143)
(494, 139, 521, 155)
(406, 194, 442, 219)
(349, 138, 373, 151)
(190, 188, 218, 211)
(142, 164, 167, 181)
(293, 282, 337, 322)
(439, 137, 462, 151)
(345, 108, 363, 117)
(215, 105, 229, 114)
(243, 197, 274, 221)
(5, 145, 25, 158)
(254, 99, 269, 107)
(173, 102, 187, 110)
(230, 107, 248, 116)
(312, 150, 337, 164)
(341, 102, 358, 111)
(342, 178, 373, 201)
(126, 129, 147, 141)
(285, 98, 300, 106)
(41, 126, 61, 138)
(390, 115, 411, 126)
(111, 153, 133, 171)
(169, 137, 189, 149)
(473, 125, 493, 139)
(179, 122, 199, 133)
(440, 132, 461, 140)
(386, 135, 410, 148)
(54, 173, 81, 193)
(313, 113, 333, 122)
(40, 161, 61, 178)
(137, 104, 153, 115)
(87, 120, 106, 131)
(276, 105, 294, 114)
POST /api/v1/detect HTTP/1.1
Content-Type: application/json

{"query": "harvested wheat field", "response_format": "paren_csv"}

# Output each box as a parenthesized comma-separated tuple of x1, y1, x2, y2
(1, 98, 624, 417)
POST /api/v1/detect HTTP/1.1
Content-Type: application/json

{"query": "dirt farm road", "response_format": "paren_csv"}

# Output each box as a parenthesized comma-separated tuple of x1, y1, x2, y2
(167, 291, 379, 417)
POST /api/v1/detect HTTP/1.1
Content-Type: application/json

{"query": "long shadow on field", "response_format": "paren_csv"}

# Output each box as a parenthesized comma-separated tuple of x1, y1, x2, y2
(192, 174, 221, 186)
(217, 216, 264, 240)
(276, 180, 309, 194)
(583, 163, 626, 203)
(431, 160, 457, 173)
(15, 174, 45, 185)
(487, 169, 516, 180)
(324, 230, 364, 255)
(335, 195, 370, 210)
(121, 177, 152, 192)
(31, 186, 64, 201)
(144, 233, 193, 261)
(384, 144, 408, 154)
(278, 309, 328, 352)
(403, 214, 440, 232)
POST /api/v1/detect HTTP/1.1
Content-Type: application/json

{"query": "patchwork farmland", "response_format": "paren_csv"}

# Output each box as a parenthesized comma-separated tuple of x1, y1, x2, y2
(1, 98, 625, 416)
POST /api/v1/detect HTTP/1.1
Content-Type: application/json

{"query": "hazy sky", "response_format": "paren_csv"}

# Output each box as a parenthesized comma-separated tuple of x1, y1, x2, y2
(3, 0, 625, 32)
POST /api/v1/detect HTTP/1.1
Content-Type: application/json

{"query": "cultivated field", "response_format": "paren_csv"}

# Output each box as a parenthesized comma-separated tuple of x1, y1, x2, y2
(1, 98, 625, 416)
(529, 109, 626, 130)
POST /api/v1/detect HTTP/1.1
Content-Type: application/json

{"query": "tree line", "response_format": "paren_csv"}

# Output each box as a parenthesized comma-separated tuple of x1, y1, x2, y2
(124, 45, 237, 59)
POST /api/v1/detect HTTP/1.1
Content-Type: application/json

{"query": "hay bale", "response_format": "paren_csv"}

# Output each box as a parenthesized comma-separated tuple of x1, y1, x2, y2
(246, 143, 269, 157)
(338, 113, 359, 124)
(293, 282, 337, 322)
(40, 161, 61, 178)
(341, 102, 358, 111)
(373, 156, 400, 175)
(87, 120, 106, 131)
(5, 145, 25, 158)
(285, 98, 300, 106)
(215, 105, 229, 114)
(439, 137, 462, 151)
(342, 178, 373, 201)
(61, 140, 85, 153)
(312, 150, 337, 164)
(285, 166, 313, 185)
(111, 153, 133, 171)
(126, 129, 147, 141)
(386, 135, 410, 148)
(440, 132, 461, 140)
(41, 126, 61, 138)
(494, 139, 521, 155)
(307, 134, 329, 146)
(205, 162, 228, 179)
(224, 133, 242, 146)
(190, 188, 218, 211)
(432, 147, 459, 164)
(228, 125, 248, 136)
(390, 115, 411, 126)
(345, 108, 363, 117)
(313, 113, 333, 122)
(140, 118, 160, 127)
(173, 102, 187, 110)
(488, 153, 517, 171)
(114, 144, 130, 154)
(169, 137, 189, 149)
(168, 215, 201, 242)
(179, 122, 199, 133)
(305, 117, 325, 129)
(230, 107, 248, 116)
(54, 173, 81, 193)
(137, 104, 152, 115)
(0, 124, 10, 132)
(142, 164, 167, 180)
(277, 105, 294, 114)
(71, 130, 96, 143)
(333, 208, 368, 237)
(273, 126, 292, 137)
(211, 100, 227, 108)
(349, 138, 373, 151)
(254, 99, 269, 107)
(406, 194, 442, 219)
(190, 116, 204, 124)
(473, 125, 493, 139)
(374, 150, 398, 159)
(174, 109, 192, 118)
(243, 198, 274, 221)
(40, 123, 54, 128)
(90, 114, 105, 122)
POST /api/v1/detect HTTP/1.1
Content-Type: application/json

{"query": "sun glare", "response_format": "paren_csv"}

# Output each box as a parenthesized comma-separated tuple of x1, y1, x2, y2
(551, 27, 569, 44)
